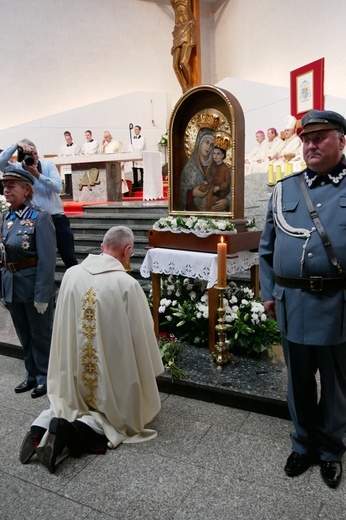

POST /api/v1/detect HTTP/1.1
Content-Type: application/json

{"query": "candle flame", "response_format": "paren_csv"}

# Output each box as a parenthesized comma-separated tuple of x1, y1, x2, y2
(220, 236, 224, 243)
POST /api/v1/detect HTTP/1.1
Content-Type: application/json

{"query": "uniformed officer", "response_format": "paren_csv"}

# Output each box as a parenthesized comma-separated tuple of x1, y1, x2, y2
(259, 109, 346, 489)
(0, 166, 56, 398)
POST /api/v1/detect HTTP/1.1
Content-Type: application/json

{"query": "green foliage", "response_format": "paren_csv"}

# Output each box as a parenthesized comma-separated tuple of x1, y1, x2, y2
(157, 333, 186, 381)
(149, 276, 281, 354)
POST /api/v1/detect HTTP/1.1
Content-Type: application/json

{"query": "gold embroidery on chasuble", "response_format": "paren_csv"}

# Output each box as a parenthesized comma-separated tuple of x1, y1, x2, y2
(81, 287, 99, 409)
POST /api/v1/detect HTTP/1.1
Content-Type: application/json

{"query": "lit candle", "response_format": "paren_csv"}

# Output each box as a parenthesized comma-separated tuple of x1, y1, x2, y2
(217, 236, 227, 287)
(276, 165, 282, 181)
(268, 164, 274, 185)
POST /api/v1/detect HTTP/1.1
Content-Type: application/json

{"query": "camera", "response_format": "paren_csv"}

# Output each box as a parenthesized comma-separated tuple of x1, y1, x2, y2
(17, 146, 35, 166)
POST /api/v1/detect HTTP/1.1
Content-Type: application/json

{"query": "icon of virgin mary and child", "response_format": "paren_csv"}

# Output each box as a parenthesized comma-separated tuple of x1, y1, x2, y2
(179, 128, 232, 212)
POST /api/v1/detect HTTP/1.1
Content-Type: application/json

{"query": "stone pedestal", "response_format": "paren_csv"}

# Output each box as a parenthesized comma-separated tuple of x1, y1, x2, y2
(51, 152, 141, 202)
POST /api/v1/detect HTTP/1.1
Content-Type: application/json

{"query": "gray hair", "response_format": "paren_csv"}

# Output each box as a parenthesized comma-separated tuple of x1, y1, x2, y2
(21, 138, 36, 147)
(103, 226, 134, 249)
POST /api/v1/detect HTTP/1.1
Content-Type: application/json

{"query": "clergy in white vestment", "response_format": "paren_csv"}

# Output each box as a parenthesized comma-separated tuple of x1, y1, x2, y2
(19, 226, 164, 473)
(250, 128, 283, 174)
(244, 130, 269, 175)
(98, 130, 128, 193)
(81, 130, 99, 155)
(57, 130, 81, 156)
(271, 115, 303, 173)
(128, 124, 146, 186)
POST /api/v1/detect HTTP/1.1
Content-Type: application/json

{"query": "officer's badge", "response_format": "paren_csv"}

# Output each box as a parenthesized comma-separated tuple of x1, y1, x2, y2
(21, 237, 30, 250)
(7, 221, 13, 229)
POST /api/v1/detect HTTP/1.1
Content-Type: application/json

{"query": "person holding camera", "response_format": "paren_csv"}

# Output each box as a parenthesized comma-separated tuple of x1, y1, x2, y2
(0, 140, 78, 268)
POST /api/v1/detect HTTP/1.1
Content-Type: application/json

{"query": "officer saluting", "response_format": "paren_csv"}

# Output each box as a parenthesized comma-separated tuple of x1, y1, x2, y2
(0, 166, 56, 398)
(260, 110, 346, 489)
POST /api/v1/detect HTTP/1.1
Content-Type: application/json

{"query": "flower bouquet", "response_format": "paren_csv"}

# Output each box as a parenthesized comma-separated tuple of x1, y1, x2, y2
(157, 333, 186, 381)
(153, 215, 236, 237)
(150, 276, 281, 354)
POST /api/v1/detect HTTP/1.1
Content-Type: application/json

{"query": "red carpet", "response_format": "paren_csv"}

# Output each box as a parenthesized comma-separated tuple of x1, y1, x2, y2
(62, 189, 167, 215)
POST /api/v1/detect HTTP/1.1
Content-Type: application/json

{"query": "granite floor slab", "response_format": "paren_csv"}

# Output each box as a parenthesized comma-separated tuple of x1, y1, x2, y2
(0, 356, 346, 520)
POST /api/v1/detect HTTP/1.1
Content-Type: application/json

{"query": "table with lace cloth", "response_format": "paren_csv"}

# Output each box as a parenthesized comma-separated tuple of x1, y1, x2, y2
(140, 247, 259, 352)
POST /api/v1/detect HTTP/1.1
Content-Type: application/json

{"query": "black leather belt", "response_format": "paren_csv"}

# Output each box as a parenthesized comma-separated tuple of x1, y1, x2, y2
(275, 274, 346, 293)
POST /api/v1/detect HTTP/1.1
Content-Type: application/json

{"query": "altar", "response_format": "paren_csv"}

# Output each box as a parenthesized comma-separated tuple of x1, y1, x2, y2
(51, 152, 141, 202)
(140, 247, 259, 353)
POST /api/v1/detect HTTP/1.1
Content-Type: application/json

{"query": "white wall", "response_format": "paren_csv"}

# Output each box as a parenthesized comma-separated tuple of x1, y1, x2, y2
(0, 0, 181, 130)
(217, 78, 346, 154)
(2, 0, 346, 156)
(0, 91, 171, 156)
(215, 0, 346, 99)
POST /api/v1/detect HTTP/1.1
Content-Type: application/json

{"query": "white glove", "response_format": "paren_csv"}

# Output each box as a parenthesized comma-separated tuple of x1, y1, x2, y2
(34, 302, 48, 314)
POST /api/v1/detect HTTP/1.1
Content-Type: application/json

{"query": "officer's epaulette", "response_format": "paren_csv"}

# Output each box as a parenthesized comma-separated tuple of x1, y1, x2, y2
(280, 168, 306, 182)
(30, 204, 47, 214)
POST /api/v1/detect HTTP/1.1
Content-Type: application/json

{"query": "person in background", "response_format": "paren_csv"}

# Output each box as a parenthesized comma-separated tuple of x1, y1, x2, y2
(98, 131, 128, 194)
(98, 130, 124, 154)
(57, 131, 81, 194)
(250, 127, 284, 174)
(128, 125, 146, 187)
(19, 226, 164, 473)
(58, 131, 81, 157)
(0, 167, 56, 398)
(81, 130, 99, 155)
(259, 109, 346, 489)
(0, 139, 78, 268)
(270, 115, 303, 172)
(244, 130, 269, 175)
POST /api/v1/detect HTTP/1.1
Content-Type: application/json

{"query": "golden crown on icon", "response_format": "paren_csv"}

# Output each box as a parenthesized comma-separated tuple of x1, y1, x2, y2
(214, 131, 232, 151)
(195, 112, 221, 131)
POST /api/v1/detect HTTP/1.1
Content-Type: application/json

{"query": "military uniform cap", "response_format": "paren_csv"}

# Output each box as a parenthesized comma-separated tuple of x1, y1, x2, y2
(1, 165, 34, 185)
(300, 110, 346, 136)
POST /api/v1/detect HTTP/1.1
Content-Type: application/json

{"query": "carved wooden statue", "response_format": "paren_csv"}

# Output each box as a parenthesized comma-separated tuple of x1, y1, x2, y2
(170, 0, 197, 93)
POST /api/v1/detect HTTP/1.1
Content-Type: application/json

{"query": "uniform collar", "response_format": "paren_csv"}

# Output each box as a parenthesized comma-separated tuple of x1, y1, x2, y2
(304, 156, 346, 188)
(6, 203, 30, 219)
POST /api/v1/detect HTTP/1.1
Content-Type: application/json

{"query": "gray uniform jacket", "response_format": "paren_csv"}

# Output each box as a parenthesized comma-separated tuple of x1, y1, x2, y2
(259, 165, 346, 345)
(0, 200, 56, 303)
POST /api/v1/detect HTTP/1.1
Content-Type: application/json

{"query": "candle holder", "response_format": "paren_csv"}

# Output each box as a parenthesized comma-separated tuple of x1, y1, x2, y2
(211, 285, 233, 370)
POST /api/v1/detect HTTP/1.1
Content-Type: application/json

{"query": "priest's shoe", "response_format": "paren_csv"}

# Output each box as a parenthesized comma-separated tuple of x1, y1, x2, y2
(284, 452, 313, 477)
(15, 380, 36, 393)
(320, 461, 342, 489)
(38, 418, 70, 473)
(19, 432, 36, 464)
(31, 384, 47, 399)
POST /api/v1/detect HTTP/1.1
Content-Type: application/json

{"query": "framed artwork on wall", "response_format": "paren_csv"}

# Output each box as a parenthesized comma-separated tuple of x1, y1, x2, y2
(290, 58, 325, 120)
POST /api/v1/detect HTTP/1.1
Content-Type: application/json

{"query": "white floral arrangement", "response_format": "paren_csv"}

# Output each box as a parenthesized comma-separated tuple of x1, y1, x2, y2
(149, 276, 281, 353)
(153, 215, 236, 237)
(158, 131, 168, 148)
(0, 195, 10, 213)
(245, 217, 260, 231)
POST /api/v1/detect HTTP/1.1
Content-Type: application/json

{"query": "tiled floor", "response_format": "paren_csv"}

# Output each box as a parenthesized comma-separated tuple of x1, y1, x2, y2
(1, 301, 346, 518)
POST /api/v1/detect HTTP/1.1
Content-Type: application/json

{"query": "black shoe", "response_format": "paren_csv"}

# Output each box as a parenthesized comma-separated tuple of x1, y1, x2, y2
(320, 461, 342, 488)
(284, 452, 313, 477)
(15, 380, 36, 394)
(31, 384, 47, 399)
(19, 431, 36, 464)
(39, 418, 70, 473)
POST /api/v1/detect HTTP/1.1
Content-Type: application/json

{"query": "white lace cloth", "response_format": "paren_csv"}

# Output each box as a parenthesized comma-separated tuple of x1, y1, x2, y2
(140, 248, 259, 289)
(143, 151, 163, 200)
